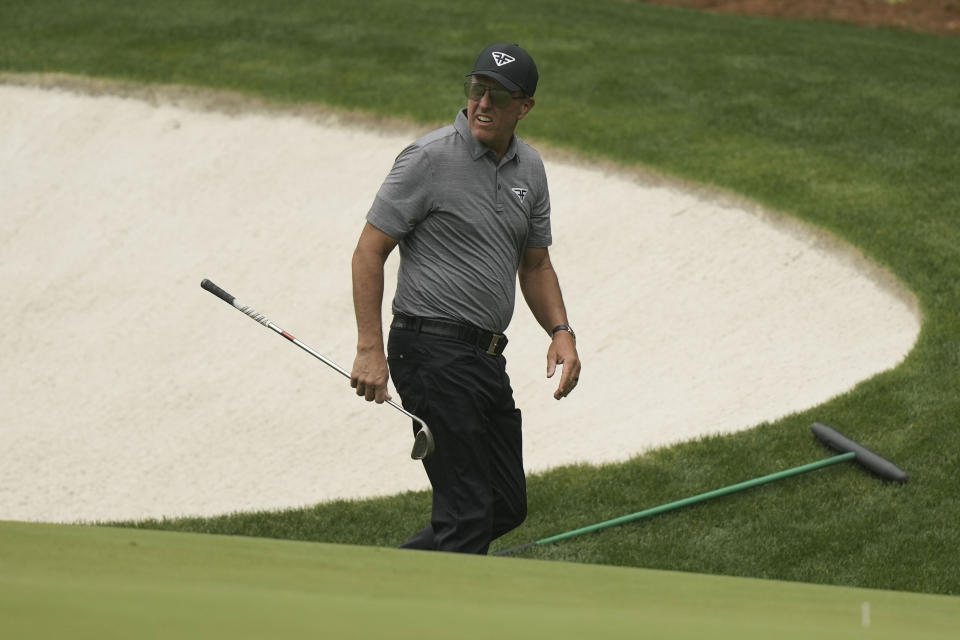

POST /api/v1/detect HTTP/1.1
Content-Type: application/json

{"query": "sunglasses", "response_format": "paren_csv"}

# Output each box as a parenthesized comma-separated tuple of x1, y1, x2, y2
(463, 82, 525, 108)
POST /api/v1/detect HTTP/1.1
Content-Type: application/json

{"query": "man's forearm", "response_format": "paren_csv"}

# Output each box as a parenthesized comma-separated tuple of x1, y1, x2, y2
(352, 245, 387, 351)
(350, 223, 398, 404)
(519, 247, 581, 400)
(519, 260, 568, 335)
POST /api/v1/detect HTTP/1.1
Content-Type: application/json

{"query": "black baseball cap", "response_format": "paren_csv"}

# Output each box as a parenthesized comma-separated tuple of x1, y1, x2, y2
(466, 43, 539, 97)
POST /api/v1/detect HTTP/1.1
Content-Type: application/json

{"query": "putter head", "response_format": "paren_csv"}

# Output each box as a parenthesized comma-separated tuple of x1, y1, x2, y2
(411, 421, 435, 460)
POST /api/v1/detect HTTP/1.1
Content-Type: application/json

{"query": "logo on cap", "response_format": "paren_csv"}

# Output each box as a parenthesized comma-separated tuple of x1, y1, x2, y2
(492, 52, 516, 67)
(512, 187, 528, 202)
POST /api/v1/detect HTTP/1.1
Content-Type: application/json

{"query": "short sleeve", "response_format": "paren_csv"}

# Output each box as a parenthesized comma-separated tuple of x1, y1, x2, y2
(526, 161, 552, 248)
(366, 144, 434, 240)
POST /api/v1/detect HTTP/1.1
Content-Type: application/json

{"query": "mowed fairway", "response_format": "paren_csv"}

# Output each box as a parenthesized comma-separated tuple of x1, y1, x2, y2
(1, 521, 955, 639)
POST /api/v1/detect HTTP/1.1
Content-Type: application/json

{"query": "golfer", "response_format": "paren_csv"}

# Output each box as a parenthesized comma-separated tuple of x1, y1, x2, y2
(350, 43, 581, 554)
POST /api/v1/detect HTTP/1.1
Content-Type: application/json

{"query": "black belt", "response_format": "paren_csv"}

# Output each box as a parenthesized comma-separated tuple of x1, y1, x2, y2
(391, 315, 508, 356)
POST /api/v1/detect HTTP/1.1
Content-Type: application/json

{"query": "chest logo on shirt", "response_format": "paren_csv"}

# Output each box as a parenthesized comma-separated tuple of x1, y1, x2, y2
(511, 187, 528, 202)
(492, 52, 516, 67)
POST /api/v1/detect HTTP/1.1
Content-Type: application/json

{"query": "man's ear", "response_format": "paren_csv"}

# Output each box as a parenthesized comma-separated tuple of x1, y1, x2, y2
(517, 97, 535, 121)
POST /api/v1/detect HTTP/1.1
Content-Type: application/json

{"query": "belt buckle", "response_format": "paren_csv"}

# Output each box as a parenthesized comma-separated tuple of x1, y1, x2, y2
(485, 334, 502, 356)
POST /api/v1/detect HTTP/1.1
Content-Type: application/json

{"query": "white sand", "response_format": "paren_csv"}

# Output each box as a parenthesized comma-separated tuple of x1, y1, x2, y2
(0, 79, 921, 524)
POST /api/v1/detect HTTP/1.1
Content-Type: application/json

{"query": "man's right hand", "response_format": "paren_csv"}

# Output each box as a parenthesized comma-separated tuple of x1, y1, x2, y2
(350, 348, 392, 403)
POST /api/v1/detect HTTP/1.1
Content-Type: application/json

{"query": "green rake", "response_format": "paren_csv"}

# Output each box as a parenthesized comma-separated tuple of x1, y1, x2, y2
(495, 422, 908, 556)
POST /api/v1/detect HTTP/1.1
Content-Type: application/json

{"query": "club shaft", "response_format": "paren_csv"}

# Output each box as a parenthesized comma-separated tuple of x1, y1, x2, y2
(273, 325, 351, 378)
(201, 278, 434, 459)
(263, 321, 416, 422)
(221, 291, 418, 424)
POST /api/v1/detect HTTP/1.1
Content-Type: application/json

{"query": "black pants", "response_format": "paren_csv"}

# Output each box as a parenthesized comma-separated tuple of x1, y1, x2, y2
(387, 326, 527, 554)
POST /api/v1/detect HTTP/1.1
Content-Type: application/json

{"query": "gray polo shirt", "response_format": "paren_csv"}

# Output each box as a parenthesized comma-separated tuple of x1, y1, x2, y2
(367, 109, 552, 333)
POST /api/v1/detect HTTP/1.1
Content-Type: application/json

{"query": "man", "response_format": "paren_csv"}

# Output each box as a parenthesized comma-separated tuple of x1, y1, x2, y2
(350, 43, 581, 554)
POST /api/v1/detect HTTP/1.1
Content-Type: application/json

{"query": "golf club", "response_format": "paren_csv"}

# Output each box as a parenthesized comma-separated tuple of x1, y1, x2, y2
(200, 278, 435, 460)
(495, 422, 907, 556)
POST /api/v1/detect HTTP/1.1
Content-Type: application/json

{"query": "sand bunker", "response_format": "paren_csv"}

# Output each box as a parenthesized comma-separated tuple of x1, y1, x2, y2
(0, 80, 920, 523)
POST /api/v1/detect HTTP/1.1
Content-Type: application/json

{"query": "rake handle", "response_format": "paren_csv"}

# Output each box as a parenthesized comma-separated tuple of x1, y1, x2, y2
(495, 451, 855, 556)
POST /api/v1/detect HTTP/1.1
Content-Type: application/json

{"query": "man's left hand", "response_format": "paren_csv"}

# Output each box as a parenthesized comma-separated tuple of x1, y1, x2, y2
(546, 332, 581, 400)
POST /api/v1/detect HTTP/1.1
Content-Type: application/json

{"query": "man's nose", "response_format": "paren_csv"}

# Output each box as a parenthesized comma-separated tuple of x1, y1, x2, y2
(479, 88, 493, 108)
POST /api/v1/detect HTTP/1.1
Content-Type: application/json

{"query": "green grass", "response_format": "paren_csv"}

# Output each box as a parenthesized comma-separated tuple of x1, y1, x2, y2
(3, 0, 959, 597)
(3, 521, 958, 640)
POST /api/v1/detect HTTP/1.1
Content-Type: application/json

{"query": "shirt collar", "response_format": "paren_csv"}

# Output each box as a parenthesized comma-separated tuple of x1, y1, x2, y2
(455, 109, 519, 164)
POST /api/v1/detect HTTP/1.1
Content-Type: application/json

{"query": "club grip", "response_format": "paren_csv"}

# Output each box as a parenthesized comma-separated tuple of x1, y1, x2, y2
(811, 422, 909, 483)
(201, 279, 236, 306)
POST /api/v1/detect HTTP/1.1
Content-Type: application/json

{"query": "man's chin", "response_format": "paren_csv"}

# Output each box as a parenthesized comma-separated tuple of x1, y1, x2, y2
(470, 127, 494, 146)
(471, 129, 493, 147)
